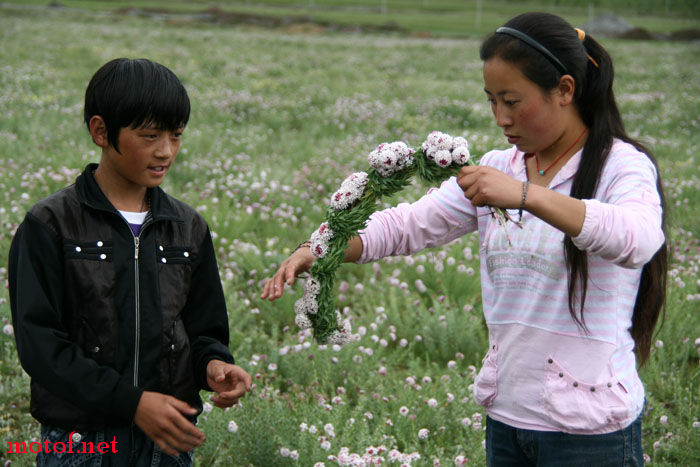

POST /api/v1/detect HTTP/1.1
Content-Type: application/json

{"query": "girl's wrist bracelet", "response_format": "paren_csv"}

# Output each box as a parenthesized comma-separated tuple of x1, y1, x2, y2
(518, 180, 530, 223)
(292, 241, 311, 254)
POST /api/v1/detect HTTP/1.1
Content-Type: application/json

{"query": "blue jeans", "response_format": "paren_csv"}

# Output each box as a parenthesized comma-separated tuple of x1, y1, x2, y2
(485, 413, 644, 467)
(36, 425, 193, 467)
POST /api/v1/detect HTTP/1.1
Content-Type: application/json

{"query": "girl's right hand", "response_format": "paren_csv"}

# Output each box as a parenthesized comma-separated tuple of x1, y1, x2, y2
(261, 246, 316, 301)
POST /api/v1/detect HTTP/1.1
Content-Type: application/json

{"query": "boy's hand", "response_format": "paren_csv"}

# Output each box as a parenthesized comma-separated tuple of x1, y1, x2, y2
(133, 391, 205, 457)
(206, 360, 252, 408)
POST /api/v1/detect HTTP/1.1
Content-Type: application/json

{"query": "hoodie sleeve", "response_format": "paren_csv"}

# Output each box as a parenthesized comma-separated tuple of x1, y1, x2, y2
(572, 145, 665, 269)
(358, 176, 477, 264)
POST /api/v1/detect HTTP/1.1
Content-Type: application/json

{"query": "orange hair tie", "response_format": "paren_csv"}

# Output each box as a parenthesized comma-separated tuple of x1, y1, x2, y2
(574, 27, 600, 68)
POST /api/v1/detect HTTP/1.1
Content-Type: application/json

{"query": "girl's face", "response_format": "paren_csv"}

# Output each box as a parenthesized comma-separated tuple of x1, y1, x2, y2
(483, 57, 567, 155)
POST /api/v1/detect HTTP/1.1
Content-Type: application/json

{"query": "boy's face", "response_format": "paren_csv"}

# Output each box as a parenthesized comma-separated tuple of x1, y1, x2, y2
(105, 124, 184, 189)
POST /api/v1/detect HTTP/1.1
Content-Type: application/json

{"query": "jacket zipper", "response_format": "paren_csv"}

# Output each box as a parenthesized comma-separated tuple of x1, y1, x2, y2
(130, 214, 153, 387)
(169, 322, 176, 385)
(133, 235, 140, 386)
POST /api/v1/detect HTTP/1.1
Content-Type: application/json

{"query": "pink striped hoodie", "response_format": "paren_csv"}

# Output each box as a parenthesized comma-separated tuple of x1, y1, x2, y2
(357, 139, 664, 434)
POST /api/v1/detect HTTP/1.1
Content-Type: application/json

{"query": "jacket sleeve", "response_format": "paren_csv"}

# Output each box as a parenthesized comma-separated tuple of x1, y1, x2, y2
(182, 225, 235, 391)
(9, 213, 143, 422)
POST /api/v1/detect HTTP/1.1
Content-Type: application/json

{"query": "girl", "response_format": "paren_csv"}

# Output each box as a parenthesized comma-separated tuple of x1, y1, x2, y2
(262, 12, 667, 466)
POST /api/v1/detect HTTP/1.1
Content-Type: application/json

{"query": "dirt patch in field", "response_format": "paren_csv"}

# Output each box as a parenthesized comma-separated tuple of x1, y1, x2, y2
(581, 13, 700, 41)
(112, 5, 408, 36)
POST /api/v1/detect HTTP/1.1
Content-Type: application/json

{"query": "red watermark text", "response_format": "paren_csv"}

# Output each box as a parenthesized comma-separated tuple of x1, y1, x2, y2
(7, 432, 118, 455)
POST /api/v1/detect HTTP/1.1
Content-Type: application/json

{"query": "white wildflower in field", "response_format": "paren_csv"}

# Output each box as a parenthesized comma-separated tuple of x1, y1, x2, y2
(2, 324, 13, 336)
(227, 420, 238, 433)
(418, 428, 430, 440)
(202, 402, 212, 413)
(426, 398, 438, 408)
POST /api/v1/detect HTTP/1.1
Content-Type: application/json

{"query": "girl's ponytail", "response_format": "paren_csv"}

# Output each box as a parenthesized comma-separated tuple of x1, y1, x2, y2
(571, 32, 668, 365)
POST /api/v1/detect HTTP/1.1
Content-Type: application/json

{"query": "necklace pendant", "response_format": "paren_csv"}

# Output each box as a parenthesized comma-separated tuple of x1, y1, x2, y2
(538, 170, 545, 175)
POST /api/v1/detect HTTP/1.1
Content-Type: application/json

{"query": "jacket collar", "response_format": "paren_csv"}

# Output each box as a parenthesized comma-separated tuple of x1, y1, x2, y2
(75, 163, 183, 222)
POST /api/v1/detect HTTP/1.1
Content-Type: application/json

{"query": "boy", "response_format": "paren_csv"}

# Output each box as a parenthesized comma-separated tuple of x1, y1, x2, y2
(9, 58, 251, 466)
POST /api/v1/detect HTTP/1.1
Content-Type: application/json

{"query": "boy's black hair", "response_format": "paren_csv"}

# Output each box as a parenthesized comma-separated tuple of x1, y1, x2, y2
(84, 58, 190, 153)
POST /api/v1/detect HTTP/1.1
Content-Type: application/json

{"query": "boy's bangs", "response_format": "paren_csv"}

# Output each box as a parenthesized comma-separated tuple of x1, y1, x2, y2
(126, 84, 190, 132)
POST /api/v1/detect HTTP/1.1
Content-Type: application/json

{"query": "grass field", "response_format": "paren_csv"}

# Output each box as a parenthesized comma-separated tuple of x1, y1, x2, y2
(3, 0, 699, 37)
(0, 3, 699, 466)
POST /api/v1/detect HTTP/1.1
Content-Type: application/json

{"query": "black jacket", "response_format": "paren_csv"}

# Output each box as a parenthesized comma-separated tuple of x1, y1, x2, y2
(9, 164, 234, 431)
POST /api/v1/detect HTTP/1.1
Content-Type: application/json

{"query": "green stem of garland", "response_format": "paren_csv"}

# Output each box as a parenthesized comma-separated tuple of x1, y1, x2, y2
(308, 148, 478, 343)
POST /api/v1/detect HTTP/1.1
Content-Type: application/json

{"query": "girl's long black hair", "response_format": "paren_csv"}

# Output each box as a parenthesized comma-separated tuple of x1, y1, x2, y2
(480, 12, 668, 365)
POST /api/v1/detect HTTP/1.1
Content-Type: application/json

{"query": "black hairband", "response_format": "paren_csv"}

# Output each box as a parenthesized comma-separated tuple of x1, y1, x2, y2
(496, 26, 568, 75)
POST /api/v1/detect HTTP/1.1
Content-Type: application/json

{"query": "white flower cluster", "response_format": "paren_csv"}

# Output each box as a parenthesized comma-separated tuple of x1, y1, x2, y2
(293, 278, 353, 345)
(334, 445, 421, 466)
(327, 310, 353, 346)
(367, 142, 415, 177)
(310, 222, 334, 258)
(421, 131, 471, 168)
(330, 172, 369, 210)
(294, 276, 321, 330)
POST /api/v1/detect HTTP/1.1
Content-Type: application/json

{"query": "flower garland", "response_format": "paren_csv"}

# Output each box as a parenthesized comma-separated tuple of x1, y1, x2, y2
(295, 131, 510, 344)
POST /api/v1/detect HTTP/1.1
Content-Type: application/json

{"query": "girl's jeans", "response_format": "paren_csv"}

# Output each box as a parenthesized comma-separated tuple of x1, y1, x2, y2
(36, 424, 193, 467)
(485, 412, 644, 466)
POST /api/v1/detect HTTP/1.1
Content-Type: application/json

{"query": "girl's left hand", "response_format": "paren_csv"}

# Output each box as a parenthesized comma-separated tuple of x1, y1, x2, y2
(456, 165, 522, 209)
